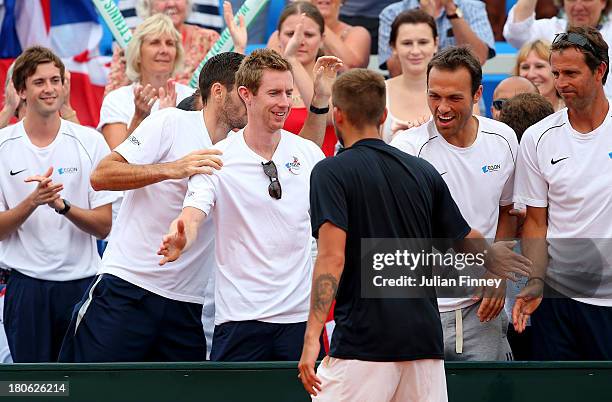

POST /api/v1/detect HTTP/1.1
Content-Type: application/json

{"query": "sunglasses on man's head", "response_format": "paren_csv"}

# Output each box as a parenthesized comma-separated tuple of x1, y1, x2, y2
(261, 160, 282, 200)
(552, 32, 600, 58)
(492, 98, 508, 111)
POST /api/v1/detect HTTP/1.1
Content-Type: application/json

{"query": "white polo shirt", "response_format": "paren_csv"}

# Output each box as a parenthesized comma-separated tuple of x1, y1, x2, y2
(514, 106, 612, 306)
(391, 116, 518, 311)
(184, 129, 325, 325)
(0, 119, 116, 281)
(98, 82, 194, 130)
(101, 108, 216, 304)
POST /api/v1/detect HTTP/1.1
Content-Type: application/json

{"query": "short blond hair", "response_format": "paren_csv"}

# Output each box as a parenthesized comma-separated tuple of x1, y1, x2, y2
(236, 48, 292, 95)
(125, 13, 184, 82)
(136, 0, 193, 20)
(512, 40, 551, 76)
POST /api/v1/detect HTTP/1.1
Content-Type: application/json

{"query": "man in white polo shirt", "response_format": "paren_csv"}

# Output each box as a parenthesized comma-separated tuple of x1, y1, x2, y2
(391, 47, 517, 361)
(513, 27, 612, 360)
(0, 46, 115, 362)
(158, 49, 326, 361)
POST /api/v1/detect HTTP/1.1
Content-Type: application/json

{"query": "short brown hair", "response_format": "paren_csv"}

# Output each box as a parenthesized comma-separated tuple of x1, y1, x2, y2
(550, 26, 609, 84)
(499, 93, 554, 141)
(12, 46, 65, 92)
(277, 1, 324, 35)
(389, 9, 437, 46)
(332, 69, 386, 129)
(235, 48, 292, 95)
(427, 47, 482, 96)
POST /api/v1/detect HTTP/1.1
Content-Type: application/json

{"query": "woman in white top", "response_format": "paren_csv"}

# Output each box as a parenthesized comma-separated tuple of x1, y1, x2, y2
(513, 40, 565, 112)
(99, 13, 192, 150)
(382, 9, 438, 143)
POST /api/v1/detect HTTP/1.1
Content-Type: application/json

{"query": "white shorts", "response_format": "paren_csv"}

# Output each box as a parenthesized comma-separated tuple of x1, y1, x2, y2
(312, 356, 447, 402)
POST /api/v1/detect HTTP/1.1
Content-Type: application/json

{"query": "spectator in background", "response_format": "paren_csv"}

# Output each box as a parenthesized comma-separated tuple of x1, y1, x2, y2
(382, 9, 438, 142)
(0, 46, 115, 362)
(490, 76, 538, 120)
(499, 93, 554, 142)
(99, 14, 193, 151)
(513, 40, 565, 112)
(177, 89, 204, 111)
(268, 0, 371, 69)
(105, 0, 220, 94)
(273, 2, 343, 156)
(339, 0, 397, 54)
(379, 0, 495, 77)
(504, 0, 612, 95)
(498, 92, 554, 361)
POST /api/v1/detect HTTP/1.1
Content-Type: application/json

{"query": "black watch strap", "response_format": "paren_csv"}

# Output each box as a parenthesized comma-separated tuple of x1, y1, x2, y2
(309, 104, 330, 115)
(56, 199, 71, 215)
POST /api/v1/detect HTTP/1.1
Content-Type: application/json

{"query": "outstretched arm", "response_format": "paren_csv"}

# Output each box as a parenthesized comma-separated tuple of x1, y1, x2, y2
(298, 222, 346, 396)
(298, 56, 343, 147)
(90, 149, 222, 191)
(158, 206, 207, 265)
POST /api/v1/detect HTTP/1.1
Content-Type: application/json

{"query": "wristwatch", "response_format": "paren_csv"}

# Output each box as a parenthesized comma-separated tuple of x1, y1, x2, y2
(309, 104, 330, 115)
(55, 198, 71, 215)
(446, 4, 463, 20)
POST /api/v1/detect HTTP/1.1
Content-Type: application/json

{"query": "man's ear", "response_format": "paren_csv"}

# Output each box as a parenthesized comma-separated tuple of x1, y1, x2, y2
(473, 84, 483, 105)
(211, 82, 224, 102)
(238, 85, 250, 104)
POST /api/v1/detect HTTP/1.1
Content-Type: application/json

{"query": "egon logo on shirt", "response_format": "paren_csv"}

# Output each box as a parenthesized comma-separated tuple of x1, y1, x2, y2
(481, 164, 500, 174)
(58, 167, 79, 175)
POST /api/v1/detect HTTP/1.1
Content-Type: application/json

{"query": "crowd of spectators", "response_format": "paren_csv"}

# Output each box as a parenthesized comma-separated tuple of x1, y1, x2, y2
(0, 0, 611, 379)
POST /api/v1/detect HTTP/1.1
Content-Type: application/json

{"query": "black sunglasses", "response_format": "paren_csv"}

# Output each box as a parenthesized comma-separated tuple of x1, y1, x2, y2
(492, 98, 508, 111)
(553, 32, 600, 58)
(261, 161, 282, 200)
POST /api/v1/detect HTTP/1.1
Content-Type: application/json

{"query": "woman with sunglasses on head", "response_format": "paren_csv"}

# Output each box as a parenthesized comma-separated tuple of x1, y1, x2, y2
(513, 40, 565, 112)
(105, 0, 220, 95)
(382, 9, 438, 143)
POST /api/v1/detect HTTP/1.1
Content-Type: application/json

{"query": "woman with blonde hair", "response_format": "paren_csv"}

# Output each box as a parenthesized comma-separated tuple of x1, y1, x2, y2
(105, 0, 220, 94)
(99, 13, 193, 149)
(513, 40, 564, 112)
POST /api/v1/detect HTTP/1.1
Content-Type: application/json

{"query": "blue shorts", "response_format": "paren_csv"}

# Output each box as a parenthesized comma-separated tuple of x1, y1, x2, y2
(532, 286, 612, 360)
(58, 274, 206, 362)
(211, 320, 325, 361)
(3, 270, 93, 362)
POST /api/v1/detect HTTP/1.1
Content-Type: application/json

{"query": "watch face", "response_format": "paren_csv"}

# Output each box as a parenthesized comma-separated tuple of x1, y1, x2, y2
(457, 8, 463, 18)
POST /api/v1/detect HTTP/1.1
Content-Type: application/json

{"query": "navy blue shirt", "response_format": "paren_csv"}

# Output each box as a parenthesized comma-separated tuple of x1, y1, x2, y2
(310, 139, 470, 361)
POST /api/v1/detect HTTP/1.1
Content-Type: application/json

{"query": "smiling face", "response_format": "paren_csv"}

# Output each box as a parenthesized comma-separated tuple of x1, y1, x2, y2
(564, 0, 606, 28)
(151, 0, 188, 28)
(427, 66, 481, 139)
(19, 62, 63, 117)
(242, 69, 294, 133)
(551, 47, 603, 110)
(278, 14, 323, 66)
(139, 32, 177, 78)
(519, 50, 555, 98)
(393, 22, 438, 76)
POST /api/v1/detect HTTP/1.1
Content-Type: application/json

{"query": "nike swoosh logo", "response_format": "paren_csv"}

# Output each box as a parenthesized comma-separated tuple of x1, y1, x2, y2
(551, 157, 569, 165)
(440, 172, 447, 176)
(9, 169, 27, 176)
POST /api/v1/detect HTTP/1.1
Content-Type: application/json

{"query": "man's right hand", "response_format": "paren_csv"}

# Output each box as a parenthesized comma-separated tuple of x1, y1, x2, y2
(158, 219, 187, 265)
(167, 149, 223, 179)
(24, 167, 63, 208)
(485, 240, 532, 280)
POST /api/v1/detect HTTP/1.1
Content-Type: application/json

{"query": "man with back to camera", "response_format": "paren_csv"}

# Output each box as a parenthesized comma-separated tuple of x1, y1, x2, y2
(60, 48, 341, 362)
(513, 26, 612, 360)
(391, 47, 519, 361)
(297, 68, 532, 400)
(0, 46, 115, 362)
(158, 49, 335, 361)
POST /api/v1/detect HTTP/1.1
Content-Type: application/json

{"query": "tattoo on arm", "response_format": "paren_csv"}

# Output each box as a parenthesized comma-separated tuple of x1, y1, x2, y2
(312, 273, 338, 322)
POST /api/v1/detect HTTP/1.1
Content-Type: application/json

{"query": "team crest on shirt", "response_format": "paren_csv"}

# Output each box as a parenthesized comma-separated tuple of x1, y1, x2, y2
(58, 167, 78, 175)
(481, 164, 500, 173)
(285, 156, 301, 175)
